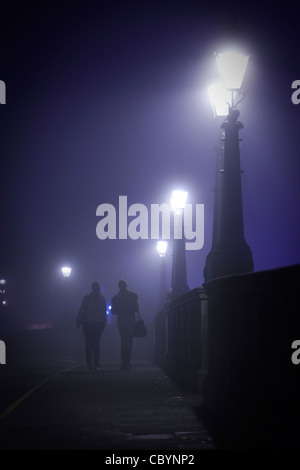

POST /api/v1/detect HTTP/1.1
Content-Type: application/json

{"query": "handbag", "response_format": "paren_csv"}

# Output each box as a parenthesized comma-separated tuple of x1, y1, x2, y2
(134, 313, 147, 338)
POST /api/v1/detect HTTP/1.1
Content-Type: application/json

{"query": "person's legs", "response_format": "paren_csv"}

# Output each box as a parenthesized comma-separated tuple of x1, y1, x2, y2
(118, 316, 135, 369)
(83, 325, 93, 370)
(118, 324, 127, 368)
(92, 323, 105, 369)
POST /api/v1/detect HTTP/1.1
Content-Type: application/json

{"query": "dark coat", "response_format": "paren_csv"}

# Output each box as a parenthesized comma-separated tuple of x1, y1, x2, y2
(76, 291, 107, 326)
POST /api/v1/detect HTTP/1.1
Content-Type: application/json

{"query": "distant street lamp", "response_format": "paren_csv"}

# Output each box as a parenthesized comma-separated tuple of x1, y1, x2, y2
(61, 266, 72, 323)
(156, 241, 168, 311)
(171, 190, 189, 298)
(204, 43, 253, 282)
(61, 266, 72, 278)
(157, 240, 168, 258)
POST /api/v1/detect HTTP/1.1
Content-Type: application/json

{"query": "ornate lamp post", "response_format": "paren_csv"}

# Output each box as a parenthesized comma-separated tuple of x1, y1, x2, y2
(171, 190, 189, 298)
(204, 49, 254, 281)
(204, 83, 226, 282)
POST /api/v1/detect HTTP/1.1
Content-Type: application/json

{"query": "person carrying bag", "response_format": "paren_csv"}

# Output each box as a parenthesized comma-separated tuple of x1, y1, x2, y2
(111, 280, 142, 370)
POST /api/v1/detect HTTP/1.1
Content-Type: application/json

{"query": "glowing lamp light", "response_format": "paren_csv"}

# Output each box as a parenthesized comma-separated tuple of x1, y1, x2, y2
(171, 191, 188, 213)
(216, 51, 249, 90)
(61, 266, 72, 278)
(0, 279, 6, 285)
(156, 241, 168, 258)
(208, 82, 230, 117)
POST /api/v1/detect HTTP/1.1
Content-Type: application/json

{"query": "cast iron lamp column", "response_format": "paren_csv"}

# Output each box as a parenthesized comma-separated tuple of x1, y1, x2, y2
(171, 190, 190, 298)
(204, 84, 226, 281)
(156, 241, 168, 312)
(204, 51, 254, 281)
(61, 266, 72, 322)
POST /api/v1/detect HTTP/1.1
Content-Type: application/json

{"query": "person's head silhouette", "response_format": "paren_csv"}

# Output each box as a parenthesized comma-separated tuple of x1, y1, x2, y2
(91, 281, 100, 293)
(118, 280, 128, 291)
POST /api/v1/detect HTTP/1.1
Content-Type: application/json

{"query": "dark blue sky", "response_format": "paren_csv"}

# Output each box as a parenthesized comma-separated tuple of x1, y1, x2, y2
(1, 0, 300, 327)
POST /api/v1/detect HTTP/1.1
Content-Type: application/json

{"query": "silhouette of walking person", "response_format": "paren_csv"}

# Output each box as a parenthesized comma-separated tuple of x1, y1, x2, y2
(111, 280, 139, 370)
(76, 282, 107, 371)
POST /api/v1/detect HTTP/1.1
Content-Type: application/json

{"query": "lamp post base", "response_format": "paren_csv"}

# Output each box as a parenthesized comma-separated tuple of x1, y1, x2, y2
(204, 242, 253, 282)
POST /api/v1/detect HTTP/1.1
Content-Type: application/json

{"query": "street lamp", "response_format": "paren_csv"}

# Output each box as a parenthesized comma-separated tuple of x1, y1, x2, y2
(204, 43, 253, 281)
(156, 240, 168, 258)
(208, 82, 229, 118)
(61, 266, 72, 324)
(171, 190, 188, 214)
(61, 266, 72, 278)
(204, 83, 226, 282)
(156, 241, 168, 311)
(171, 190, 189, 298)
(216, 51, 249, 106)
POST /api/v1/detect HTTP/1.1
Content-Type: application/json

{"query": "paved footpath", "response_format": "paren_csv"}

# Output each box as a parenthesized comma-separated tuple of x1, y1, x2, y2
(0, 358, 215, 452)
